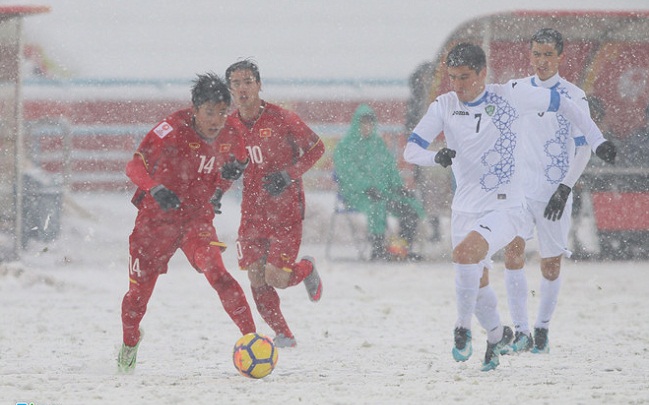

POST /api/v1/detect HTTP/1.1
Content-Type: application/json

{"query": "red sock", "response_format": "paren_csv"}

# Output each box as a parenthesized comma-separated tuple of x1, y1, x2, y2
(198, 246, 256, 335)
(121, 277, 157, 347)
(286, 258, 313, 287)
(252, 285, 293, 337)
(208, 272, 256, 335)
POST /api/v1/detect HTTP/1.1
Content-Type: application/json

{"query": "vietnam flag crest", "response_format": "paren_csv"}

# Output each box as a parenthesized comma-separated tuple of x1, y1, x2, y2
(260, 128, 272, 138)
(153, 122, 173, 139)
(219, 143, 231, 153)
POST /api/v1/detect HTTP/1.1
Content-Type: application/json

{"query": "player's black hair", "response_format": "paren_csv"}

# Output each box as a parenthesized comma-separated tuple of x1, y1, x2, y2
(446, 43, 486, 73)
(225, 58, 261, 87)
(191, 72, 231, 108)
(531, 28, 564, 55)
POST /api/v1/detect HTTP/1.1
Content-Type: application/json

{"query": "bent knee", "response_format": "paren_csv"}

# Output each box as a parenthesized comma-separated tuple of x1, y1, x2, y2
(264, 264, 291, 289)
(503, 237, 526, 269)
(452, 232, 488, 264)
(541, 256, 562, 280)
(247, 264, 267, 288)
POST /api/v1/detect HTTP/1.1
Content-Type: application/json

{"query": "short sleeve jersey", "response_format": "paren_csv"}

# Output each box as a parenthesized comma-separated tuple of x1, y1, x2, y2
(412, 81, 561, 213)
(131, 108, 245, 213)
(517, 74, 590, 201)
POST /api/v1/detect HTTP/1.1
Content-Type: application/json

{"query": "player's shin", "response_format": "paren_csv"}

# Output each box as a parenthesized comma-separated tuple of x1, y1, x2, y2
(454, 263, 482, 329)
(535, 276, 562, 329)
(504, 268, 530, 333)
(208, 271, 256, 335)
(121, 278, 156, 346)
(252, 285, 293, 338)
(198, 247, 256, 334)
(475, 285, 502, 335)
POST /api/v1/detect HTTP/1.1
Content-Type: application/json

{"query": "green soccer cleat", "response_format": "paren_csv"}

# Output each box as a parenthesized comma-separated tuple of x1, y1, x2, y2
(117, 330, 143, 373)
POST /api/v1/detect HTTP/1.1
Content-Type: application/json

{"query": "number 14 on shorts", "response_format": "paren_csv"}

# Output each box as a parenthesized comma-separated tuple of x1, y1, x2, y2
(129, 254, 142, 278)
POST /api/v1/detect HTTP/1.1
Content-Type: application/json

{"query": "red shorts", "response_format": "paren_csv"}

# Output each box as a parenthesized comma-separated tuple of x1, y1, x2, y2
(236, 216, 303, 270)
(128, 207, 226, 284)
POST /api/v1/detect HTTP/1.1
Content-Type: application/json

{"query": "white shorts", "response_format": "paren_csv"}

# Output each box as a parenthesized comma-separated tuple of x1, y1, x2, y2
(520, 199, 572, 259)
(451, 206, 527, 268)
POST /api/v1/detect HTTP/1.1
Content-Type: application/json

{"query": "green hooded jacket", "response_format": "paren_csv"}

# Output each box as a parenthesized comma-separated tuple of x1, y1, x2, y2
(333, 104, 424, 234)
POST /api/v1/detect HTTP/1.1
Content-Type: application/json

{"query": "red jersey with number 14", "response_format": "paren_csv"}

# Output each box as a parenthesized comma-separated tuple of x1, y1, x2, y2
(127, 108, 246, 215)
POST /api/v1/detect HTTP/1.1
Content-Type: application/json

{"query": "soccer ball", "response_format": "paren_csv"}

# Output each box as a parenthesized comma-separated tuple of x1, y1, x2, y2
(386, 236, 409, 260)
(233, 333, 278, 379)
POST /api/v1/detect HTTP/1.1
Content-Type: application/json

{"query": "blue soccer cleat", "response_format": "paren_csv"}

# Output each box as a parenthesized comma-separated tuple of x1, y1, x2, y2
(452, 327, 473, 362)
(501, 331, 533, 355)
(481, 326, 513, 372)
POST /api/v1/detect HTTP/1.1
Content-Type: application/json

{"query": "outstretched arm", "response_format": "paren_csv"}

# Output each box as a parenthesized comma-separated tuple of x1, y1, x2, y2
(561, 143, 591, 188)
(404, 133, 449, 167)
(404, 133, 432, 165)
(555, 95, 606, 153)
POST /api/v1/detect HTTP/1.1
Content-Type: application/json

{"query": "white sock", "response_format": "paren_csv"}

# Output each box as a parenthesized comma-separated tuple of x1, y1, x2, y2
(504, 268, 530, 334)
(535, 276, 562, 330)
(454, 263, 482, 330)
(475, 285, 503, 343)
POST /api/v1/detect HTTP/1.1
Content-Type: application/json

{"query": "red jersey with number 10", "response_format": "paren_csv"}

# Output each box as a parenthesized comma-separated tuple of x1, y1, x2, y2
(226, 102, 324, 229)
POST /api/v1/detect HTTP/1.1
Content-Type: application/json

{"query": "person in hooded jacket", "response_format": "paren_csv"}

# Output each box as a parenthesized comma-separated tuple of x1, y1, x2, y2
(333, 104, 425, 260)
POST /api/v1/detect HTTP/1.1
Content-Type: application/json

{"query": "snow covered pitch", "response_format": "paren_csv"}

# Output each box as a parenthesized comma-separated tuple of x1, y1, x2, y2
(1, 192, 647, 404)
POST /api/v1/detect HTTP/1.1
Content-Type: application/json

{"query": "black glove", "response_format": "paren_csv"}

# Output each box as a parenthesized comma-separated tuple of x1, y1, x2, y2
(595, 140, 616, 164)
(544, 183, 571, 221)
(263, 170, 292, 196)
(210, 188, 223, 214)
(434, 148, 456, 168)
(365, 187, 383, 201)
(150, 185, 181, 211)
(221, 155, 249, 180)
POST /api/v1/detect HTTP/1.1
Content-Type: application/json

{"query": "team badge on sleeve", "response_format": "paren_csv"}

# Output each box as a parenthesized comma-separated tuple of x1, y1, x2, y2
(154, 122, 174, 139)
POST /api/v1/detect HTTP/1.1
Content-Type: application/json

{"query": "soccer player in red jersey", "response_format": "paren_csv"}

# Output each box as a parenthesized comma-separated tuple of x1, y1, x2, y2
(118, 73, 256, 372)
(225, 59, 325, 348)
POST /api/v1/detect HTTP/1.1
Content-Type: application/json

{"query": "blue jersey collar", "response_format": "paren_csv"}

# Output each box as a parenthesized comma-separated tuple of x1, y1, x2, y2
(464, 90, 488, 107)
(531, 73, 560, 90)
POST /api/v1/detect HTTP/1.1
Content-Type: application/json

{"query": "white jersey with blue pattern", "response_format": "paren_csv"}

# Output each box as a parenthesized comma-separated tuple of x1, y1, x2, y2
(517, 73, 589, 202)
(408, 80, 561, 213)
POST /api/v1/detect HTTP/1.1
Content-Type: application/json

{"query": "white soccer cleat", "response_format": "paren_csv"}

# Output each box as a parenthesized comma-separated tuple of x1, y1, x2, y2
(273, 333, 297, 348)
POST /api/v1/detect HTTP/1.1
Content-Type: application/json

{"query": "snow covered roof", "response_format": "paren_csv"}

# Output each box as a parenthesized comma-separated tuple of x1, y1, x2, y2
(12, 0, 646, 82)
